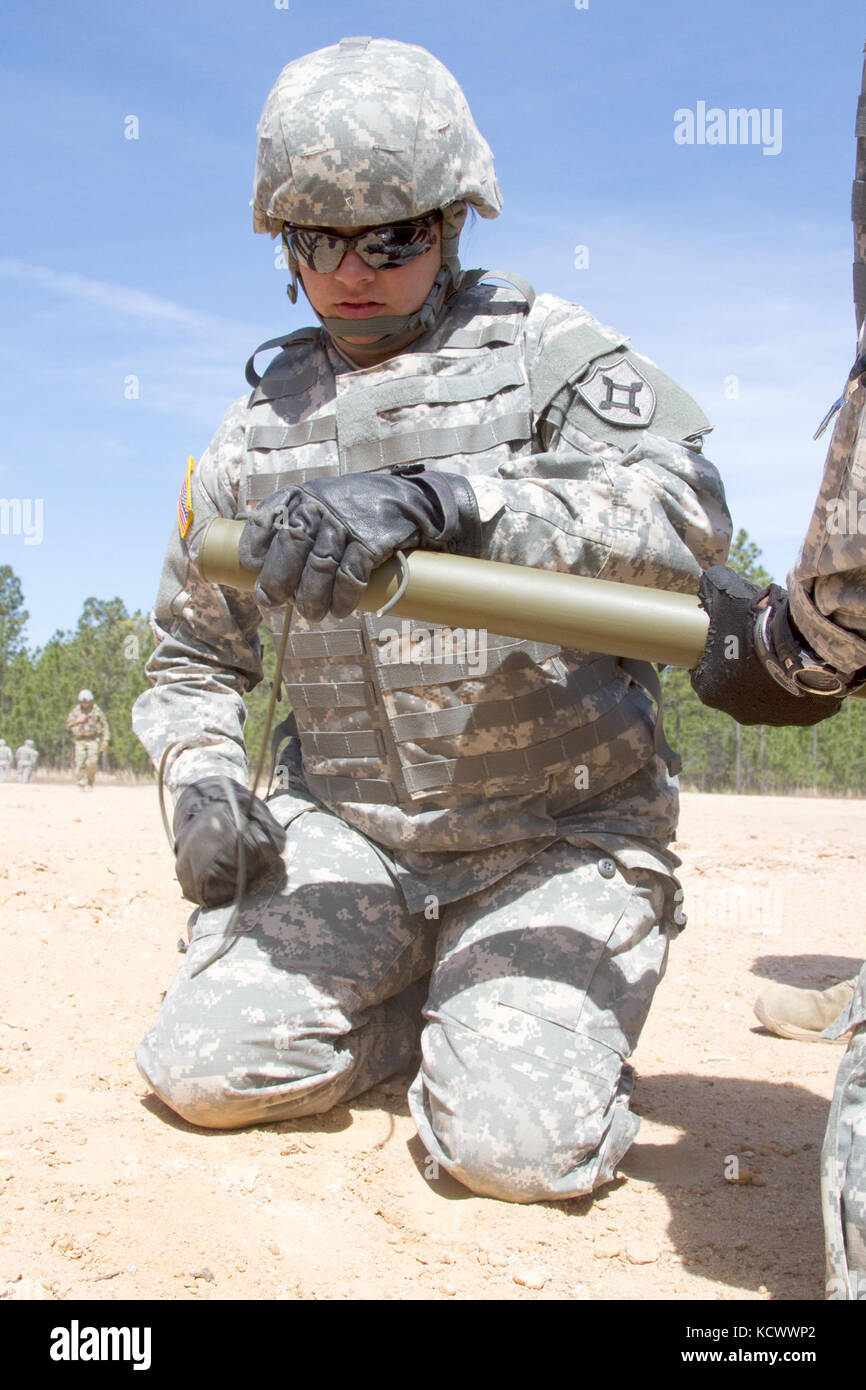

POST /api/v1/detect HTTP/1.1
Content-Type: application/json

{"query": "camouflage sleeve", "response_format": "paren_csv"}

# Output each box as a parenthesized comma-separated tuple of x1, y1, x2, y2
(132, 395, 265, 795)
(65, 708, 78, 734)
(97, 708, 110, 748)
(787, 382, 866, 680)
(471, 302, 732, 592)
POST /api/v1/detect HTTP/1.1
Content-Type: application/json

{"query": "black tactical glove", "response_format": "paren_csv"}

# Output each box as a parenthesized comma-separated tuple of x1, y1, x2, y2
(238, 465, 482, 621)
(172, 778, 286, 908)
(690, 566, 844, 727)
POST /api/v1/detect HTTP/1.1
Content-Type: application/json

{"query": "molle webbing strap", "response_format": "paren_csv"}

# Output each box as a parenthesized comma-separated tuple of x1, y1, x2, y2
(370, 637, 560, 690)
(283, 681, 374, 710)
(444, 321, 521, 348)
(342, 412, 532, 472)
(387, 657, 619, 742)
(246, 416, 336, 450)
(303, 773, 399, 805)
(279, 627, 364, 659)
(399, 700, 637, 795)
(340, 357, 526, 415)
(300, 729, 385, 758)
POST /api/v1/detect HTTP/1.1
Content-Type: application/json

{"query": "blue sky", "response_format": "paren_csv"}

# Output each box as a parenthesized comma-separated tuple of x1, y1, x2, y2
(2, 0, 864, 647)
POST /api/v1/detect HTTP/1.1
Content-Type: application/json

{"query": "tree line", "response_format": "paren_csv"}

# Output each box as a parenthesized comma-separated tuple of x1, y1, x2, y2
(0, 532, 863, 795)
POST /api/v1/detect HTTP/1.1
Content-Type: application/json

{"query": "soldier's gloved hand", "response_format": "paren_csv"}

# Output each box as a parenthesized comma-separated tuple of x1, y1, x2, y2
(690, 566, 843, 726)
(238, 465, 482, 620)
(172, 778, 286, 908)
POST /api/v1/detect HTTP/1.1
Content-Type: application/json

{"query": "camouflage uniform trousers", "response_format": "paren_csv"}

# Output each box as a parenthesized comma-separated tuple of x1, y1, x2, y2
(136, 792, 678, 1202)
(74, 740, 100, 788)
(822, 962, 866, 1298)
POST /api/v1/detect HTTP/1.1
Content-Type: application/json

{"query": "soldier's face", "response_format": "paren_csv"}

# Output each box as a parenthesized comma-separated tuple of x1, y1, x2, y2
(298, 223, 442, 364)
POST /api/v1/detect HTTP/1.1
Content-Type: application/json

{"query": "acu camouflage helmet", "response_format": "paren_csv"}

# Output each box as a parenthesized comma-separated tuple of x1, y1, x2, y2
(253, 36, 502, 292)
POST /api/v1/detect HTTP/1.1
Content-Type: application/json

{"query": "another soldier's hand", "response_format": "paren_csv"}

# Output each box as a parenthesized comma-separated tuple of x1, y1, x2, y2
(238, 467, 481, 620)
(690, 566, 843, 727)
(172, 778, 286, 908)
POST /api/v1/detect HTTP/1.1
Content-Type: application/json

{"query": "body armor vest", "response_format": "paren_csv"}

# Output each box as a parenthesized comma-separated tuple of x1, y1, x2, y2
(241, 283, 658, 851)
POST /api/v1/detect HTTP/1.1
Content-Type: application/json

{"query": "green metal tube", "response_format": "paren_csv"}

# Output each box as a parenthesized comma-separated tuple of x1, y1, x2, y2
(197, 517, 866, 696)
(198, 516, 708, 667)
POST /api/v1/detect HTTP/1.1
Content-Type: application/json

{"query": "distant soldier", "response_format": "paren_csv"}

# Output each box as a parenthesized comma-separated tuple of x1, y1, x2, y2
(15, 739, 38, 784)
(66, 689, 109, 791)
(0, 739, 11, 783)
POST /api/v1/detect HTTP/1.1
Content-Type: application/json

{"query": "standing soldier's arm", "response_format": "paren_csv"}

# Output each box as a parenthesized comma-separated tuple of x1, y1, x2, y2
(690, 368, 866, 725)
(787, 374, 866, 681)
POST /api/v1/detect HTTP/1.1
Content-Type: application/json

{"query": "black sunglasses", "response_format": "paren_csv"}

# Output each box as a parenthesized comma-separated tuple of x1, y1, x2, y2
(284, 211, 441, 273)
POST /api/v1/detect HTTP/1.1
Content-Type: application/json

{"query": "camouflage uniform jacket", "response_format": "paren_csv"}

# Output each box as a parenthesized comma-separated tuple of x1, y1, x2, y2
(66, 704, 109, 745)
(15, 745, 38, 768)
(134, 282, 731, 910)
(788, 374, 866, 681)
(0, 744, 11, 769)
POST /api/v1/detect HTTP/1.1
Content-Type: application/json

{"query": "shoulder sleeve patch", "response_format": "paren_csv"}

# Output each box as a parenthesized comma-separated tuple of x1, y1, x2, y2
(532, 318, 712, 448)
(574, 356, 656, 428)
(567, 346, 712, 446)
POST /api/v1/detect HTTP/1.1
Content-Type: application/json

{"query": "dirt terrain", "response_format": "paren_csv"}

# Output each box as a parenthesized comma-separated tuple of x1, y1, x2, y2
(0, 782, 862, 1303)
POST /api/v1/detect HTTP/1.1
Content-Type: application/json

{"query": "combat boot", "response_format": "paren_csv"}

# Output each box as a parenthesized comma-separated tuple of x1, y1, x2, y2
(754, 977, 857, 1042)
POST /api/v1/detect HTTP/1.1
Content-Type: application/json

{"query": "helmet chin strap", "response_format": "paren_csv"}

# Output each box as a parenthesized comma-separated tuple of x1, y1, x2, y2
(312, 265, 458, 364)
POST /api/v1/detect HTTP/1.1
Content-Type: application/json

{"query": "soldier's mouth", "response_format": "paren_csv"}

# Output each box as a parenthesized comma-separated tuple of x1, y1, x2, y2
(335, 302, 384, 317)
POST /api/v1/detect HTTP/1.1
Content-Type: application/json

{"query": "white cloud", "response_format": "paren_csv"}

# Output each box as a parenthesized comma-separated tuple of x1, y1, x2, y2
(0, 259, 252, 335)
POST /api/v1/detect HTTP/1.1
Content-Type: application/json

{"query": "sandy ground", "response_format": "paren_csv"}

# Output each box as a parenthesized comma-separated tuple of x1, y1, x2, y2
(0, 781, 862, 1303)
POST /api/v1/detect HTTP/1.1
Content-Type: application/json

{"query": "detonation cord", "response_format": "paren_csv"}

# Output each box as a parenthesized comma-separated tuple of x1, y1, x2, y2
(157, 604, 294, 978)
(375, 549, 410, 618)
